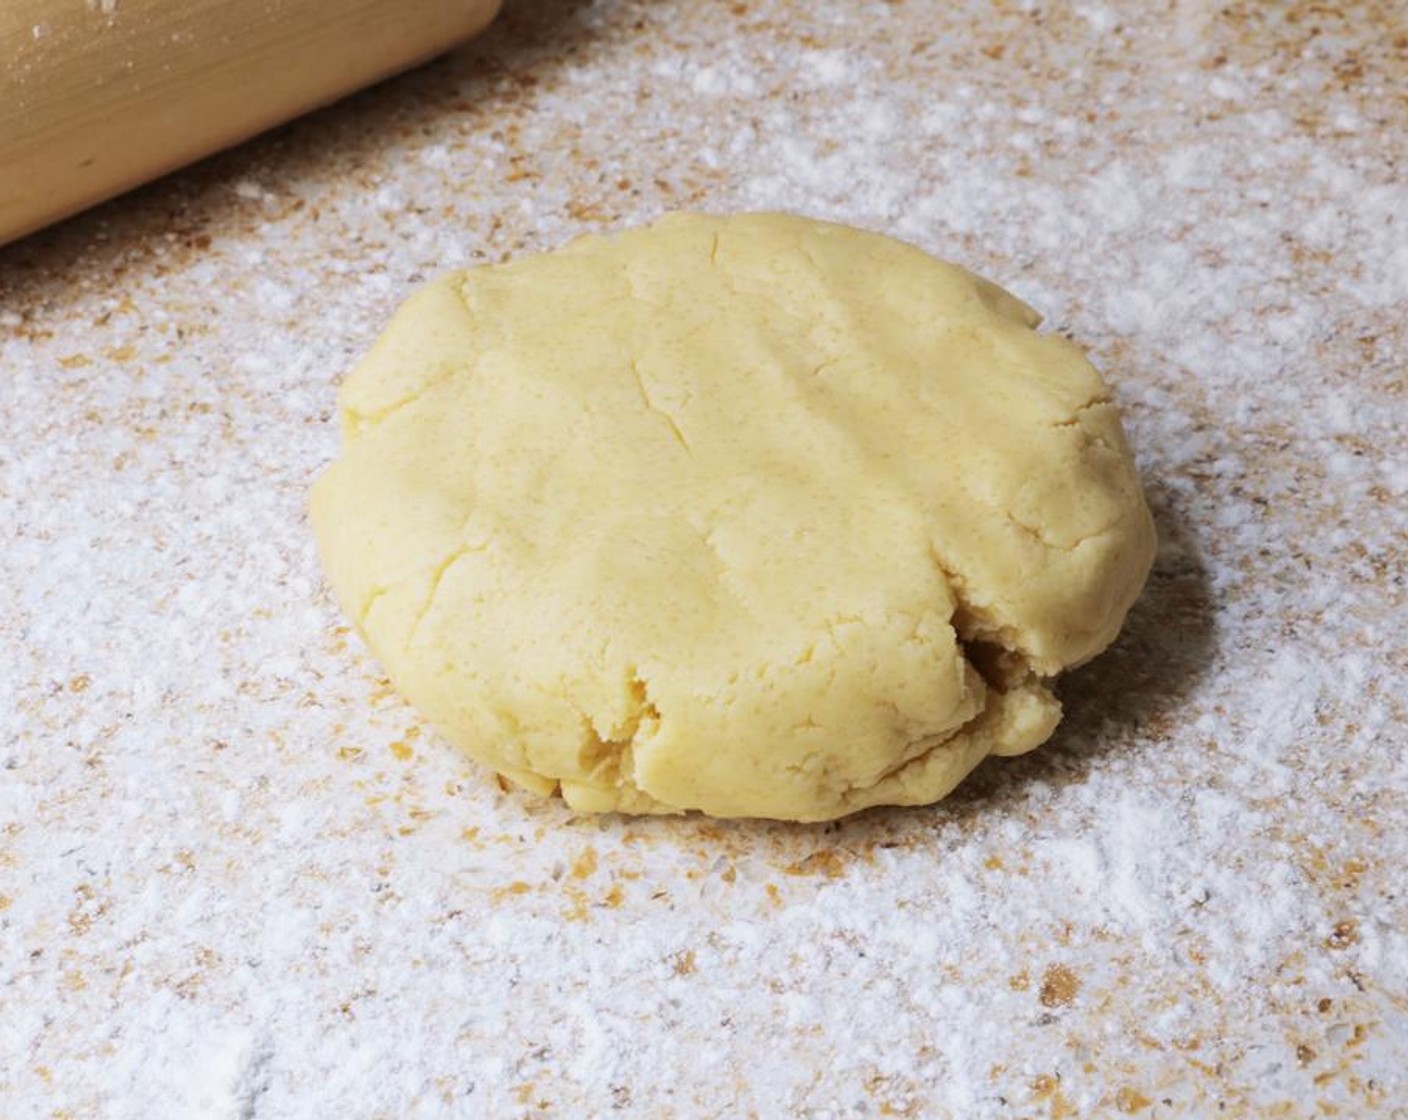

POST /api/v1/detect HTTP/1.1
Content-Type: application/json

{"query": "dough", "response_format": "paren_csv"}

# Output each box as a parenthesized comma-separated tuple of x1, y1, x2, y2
(311, 212, 1155, 821)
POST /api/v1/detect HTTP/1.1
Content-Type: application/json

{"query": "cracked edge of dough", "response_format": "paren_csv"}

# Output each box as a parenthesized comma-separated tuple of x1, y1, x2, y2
(535, 569, 1064, 820)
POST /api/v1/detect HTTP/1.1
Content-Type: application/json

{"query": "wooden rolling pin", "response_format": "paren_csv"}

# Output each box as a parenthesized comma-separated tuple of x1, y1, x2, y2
(0, 0, 502, 247)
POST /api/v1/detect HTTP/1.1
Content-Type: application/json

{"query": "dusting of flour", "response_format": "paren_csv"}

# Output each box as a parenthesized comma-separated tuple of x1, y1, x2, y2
(1, 1, 1405, 1117)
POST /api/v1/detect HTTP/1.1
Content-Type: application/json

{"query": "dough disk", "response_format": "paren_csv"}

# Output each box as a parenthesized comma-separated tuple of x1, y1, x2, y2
(312, 212, 1156, 821)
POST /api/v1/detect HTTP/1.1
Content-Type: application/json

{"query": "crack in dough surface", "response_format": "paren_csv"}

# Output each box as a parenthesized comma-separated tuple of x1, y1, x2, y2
(312, 212, 1156, 821)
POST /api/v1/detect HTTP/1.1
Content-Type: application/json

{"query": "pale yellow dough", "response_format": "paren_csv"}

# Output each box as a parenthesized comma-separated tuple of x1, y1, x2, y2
(312, 212, 1156, 821)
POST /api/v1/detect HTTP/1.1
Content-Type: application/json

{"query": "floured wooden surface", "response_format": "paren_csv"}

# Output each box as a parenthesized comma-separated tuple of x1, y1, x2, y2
(1, 1, 1404, 1116)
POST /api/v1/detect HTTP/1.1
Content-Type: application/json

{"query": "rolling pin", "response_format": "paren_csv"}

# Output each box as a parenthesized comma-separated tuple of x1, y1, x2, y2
(0, 0, 502, 248)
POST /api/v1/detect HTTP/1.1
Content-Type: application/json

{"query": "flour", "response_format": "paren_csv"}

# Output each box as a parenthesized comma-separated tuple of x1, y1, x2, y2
(2, 0, 1406, 1116)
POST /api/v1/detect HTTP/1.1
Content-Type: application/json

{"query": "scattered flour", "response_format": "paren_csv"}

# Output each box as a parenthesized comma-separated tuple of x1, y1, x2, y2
(1, 1, 1404, 1117)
